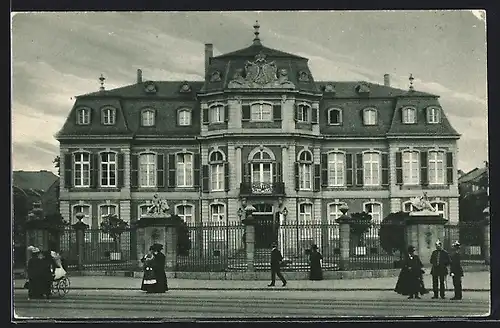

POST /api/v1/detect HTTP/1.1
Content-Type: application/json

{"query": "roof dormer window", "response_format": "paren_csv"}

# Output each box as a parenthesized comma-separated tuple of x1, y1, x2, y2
(328, 108, 343, 125)
(296, 103, 311, 123)
(402, 106, 417, 124)
(363, 108, 378, 126)
(141, 109, 155, 127)
(76, 107, 91, 125)
(101, 107, 116, 125)
(427, 107, 441, 124)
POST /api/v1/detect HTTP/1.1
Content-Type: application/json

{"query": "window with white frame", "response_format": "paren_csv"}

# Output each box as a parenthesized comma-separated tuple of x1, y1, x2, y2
(139, 153, 156, 187)
(328, 108, 342, 125)
(296, 104, 310, 122)
(210, 204, 225, 223)
(77, 108, 90, 125)
(210, 151, 225, 191)
(178, 109, 191, 126)
(298, 203, 313, 223)
(210, 105, 224, 123)
(73, 204, 91, 225)
(141, 109, 155, 126)
(328, 152, 345, 186)
(139, 204, 150, 217)
(177, 153, 193, 187)
(427, 107, 441, 124)
(102, 107, 116, 125)
(100, 152, 117, 187)
(99, 204, 118, 241)
(364, 202, 382, 224)
(74, 152, 91, 187)
(298, 150, 313, 190)
(328, 203, 344, 223)
(176, 205, 194, 224)
(363, 152, 380, 186)
(251, 149, 273, 186)
(402, 150, 420, 185)
(250, 103, 272, 121)
(403, 201, 415, 213)
(402, 107, 416, 124)
(428, 151, 445, 184)
(430, 201, 446, 219)
(363, 108, 377, 125)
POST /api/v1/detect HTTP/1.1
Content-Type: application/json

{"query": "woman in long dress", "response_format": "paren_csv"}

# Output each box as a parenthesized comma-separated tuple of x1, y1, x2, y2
(150, 244, 168, 293)
(141, 248, 157, 293)
(395, 245, 425, 299)
(309, 244, 323, 281)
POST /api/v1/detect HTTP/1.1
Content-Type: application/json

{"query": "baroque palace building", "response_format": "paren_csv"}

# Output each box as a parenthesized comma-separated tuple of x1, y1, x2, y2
(56, 23, 460, 250)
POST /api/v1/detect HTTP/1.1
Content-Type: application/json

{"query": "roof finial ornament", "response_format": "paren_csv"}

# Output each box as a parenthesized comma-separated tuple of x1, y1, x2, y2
(253, 20, 261, 45)
(409, 73, 415, 91)
(99, 73, 106, 91)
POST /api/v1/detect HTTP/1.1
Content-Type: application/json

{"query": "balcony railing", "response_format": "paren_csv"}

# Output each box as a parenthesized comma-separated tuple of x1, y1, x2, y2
(240, 182, 285, 196)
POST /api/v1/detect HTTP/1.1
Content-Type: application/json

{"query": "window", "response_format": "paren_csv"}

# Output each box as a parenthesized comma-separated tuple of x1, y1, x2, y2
(328, 152, 345, 187)
(298, 150, 313, 190)
(177, 153, 193, 187)
(76, 108, 90, 125)
(363, 108, 377, 125)
(72, 204, 90, 225)
(251, 103, 272, 121)
(102, 107, 116, 125)
(100, 152, 117, 187)
(176, 205, 194, 224)
(210, 204, 225, 223)
(402, 107, 416, 124)
(363, 152, 380, 186)
(328, 108, 342, 125)
(178, 109, 191, 126)
(298, 203, 313, 223)
(210, 151, 225, 191)
(141, 109, 155, 127)
(427, 107, 441, 124)
(74, 152, 91, 187)
(296, 104, 310, 122)
(139, 204, 150, 217)
(428, 151, 445, 184)
(251, 149, 273, 191)
(99, 204, 118, 242)
(402, 150, 420, 185)
(328, 203, 343, 238)
(430, 201, 446, 219)
(139, 153, 156, 187)
(210, 105, 224, 123)
(364, 202, 382, 224)
(403, 201, 415, 213)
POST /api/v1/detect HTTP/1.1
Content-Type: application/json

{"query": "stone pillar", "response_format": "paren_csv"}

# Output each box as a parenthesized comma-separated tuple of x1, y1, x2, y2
(236, 146, 242, 187)
(404, 213, 447, 266)
(72, 216, 89, 271)
(165, 226, 178, 270)
(337, 209, 351, 271)
(483, 216, 490, 265)
(242, 208, 256, 272)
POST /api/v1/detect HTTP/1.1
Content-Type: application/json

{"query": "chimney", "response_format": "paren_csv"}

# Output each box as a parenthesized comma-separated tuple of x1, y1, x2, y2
(383, 74, 390, 87)
(137, 69, 143, 84)
(205, 43, 213, 76)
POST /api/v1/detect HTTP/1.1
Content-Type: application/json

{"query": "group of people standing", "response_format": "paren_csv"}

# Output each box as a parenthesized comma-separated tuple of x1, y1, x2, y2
(26, 246, 67, 300)
(395, 240, 464, 300)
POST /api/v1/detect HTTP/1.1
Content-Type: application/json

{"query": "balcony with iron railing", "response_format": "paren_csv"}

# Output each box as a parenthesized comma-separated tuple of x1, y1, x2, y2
(239, 182, 285, 196)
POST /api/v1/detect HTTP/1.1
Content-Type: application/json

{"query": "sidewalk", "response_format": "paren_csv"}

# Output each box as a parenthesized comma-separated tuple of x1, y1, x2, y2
(13, 271, 490, 291)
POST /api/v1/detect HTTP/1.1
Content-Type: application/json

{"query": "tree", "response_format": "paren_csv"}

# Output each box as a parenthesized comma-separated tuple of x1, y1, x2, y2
(379, 211, 410, 256)
(349, 212, 372, 247)
(100, 214, 129, 253)
(169, 214, 192, 256)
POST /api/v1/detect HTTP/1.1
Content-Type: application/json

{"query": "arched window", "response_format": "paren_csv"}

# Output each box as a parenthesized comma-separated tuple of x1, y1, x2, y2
(99, 204, 118, 242)
(100, 152, 117, 187)
(139, 153, 156, 187)
(364, 202, 383, 224)
(76, 107, 91, 125)
(298, 150, 313, 190)
(178, 108, 192, 126)
(328, 108, 342, 125)
(250, 103, 273, 122)
(363, 108, 378, 126)
(402, 201, 415, 213)
(427, 107, 441, 124)
(209, 104, 225, 123)
(141, 109, 155, 127)
(101, 107, 116, 125)
(250, 148, 274, 186)
(363, 151, 380, 186)
(430, 201, 447, 219)
(402, 107, 417, 124)
(428, 150, 445, 184)
(402, 150, 420, 185)
(176, 204, 194, 224)
(328, 152, 345, 187)
(72, 204, 91, 225)
(298, 202, 313, 224)
(177, 152, 193, 187)
(296, 103, 311, 122)
(73, 152, 91, 187)
(209, 150, 225, 191)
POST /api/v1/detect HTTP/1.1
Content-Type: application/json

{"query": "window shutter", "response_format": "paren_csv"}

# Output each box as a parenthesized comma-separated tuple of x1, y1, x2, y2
(355, 153, 364, 186)
(321, 153, 328, 187)
(224, 105, 229, 122)
(202, 165, 209, 193)
(156, 154, 165, 187)
(295, 162, 300, 191)
(242, 105, 251, 121)
(130, 154, 139, 188)
(243, 162, 251, 183)
(276, 162, 282, 182)
(294, 103, 299, 121)
(224, 162, 230, 191)
(395, 151, 403, 185)
(64, 153, 72, 188)
(202, 107, 209, 124)
(420, 151, 428, 186)
(273, 104, 282, 121)
(381, 153, 389, 186)
(446, 152, 454, 184)
(168, 154, 176, 188)
(117, 153, 124, 188)
(346, 153, 354, 187)
(90, 153, 99, 188)
(193, 153, 201, 188)
(426, 108, 431, 123)
(272, 162, 278, 182)
(313, 164, 321, 191)
(311, 107, 318, 124)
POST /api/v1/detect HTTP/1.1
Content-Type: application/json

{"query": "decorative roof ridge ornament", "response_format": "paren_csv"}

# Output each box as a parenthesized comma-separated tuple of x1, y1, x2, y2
(409, 73, 415, 91)
(99, 74, 106, 91)
(253, 20, 261, 46)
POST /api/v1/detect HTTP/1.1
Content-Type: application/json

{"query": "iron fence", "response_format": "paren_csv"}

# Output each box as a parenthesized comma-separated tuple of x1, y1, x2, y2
(444, 222, 485, 263)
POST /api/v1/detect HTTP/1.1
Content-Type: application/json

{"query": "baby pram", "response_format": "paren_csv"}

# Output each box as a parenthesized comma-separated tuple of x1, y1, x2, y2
(50, 252, 71, 297)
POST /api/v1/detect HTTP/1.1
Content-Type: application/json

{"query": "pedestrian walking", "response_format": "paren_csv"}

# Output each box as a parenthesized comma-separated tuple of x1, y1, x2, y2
(268, 242, 287, 287)
(26, 247, 53, 299)
(308, 244, 323, 281)
(450, 241, 464, 300)
(141, 247, 157, 293)
(430, 240, 451, 299)
(149, 243, 168, 293)
(395, 245, 424, 299)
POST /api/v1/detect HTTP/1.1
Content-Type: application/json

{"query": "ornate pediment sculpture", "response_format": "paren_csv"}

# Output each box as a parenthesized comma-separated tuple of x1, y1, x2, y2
(409, 192, 436, 213)
(145, 193, 170, 217)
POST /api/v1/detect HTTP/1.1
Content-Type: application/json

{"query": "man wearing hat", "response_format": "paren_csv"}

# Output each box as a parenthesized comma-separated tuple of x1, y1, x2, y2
(450, 241, 464, 300)
(268, 242, 287, 287)
(430, 240, 451, 299)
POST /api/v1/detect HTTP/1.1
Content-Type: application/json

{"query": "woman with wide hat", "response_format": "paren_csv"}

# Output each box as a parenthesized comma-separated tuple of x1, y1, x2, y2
(308, 244, 323, 281)
(395, 245, 425, 299)
(148, 243, 168, 293)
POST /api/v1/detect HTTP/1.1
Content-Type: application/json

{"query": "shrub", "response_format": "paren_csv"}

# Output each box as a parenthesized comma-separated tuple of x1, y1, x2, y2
(379, 211, 409, 255)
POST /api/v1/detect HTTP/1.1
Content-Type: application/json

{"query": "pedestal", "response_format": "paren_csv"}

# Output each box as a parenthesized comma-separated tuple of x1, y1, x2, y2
(72, 221, 89, 271)
(242, 217, 256, 272)
(405, 213, 447, 266)
(337, 215, 351, 271)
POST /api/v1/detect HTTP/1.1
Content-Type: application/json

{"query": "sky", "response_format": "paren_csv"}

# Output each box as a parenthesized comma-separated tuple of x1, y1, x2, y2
(11, 11, 488, 174)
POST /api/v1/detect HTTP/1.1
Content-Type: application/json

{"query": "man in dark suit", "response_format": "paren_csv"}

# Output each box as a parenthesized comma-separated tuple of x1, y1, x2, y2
(430, 240, 451, 299)
(450, 241, 464, 300)
(268, 242, 287, 287)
